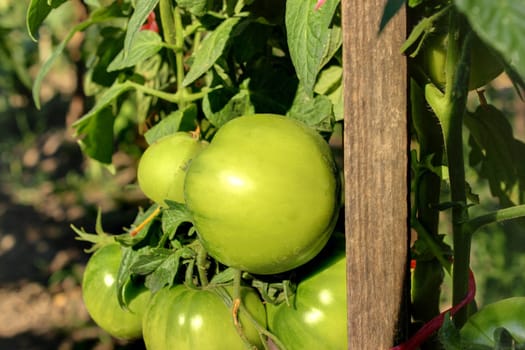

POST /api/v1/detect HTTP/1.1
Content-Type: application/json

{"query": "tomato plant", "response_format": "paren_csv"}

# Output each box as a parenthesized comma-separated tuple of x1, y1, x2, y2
(420, 32, 504, 91)
(142, 284, 267, 350)
(460, 297, 525, 347)
(137, 132, 207, 205)
(82, 243, 150, 340)
(266, 234, 347, 350)
(184, 114, 340, 275)
(26, 0, 525, 348)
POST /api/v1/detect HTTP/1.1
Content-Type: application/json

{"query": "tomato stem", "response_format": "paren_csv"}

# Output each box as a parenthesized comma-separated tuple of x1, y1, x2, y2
(391, 269, 476, 350)
(129, 206, 161, 237)
(196, 242, 209, 287)
(232, 268, 242, 326)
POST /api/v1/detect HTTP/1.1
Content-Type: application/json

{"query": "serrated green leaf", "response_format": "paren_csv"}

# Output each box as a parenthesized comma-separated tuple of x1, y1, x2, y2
(108, 30, 163, 71)
(286, 0, 340, 97)
(438, 313, 462, 350)
(162, 201, 193, 238)
(26, 0, 67, 41)
(203, 85, 254, 127)
(144, 252, 182, 292)
(183, 17, 241, 87)
(329, 83, 343, 121)
(75, 107, 115, 164)
(319, 17, 342, 69)
(32, 3, 124, 109)
(176, 0, 209, 17)
(287, 83, 333, 131)
(73, 81, 134, 129)
(314, 65, 342, 95)
(209, 268, 236, 285)
(123, 0, 159, 57)
(144, 104, 198, 145)
(454, 0, 525, 79)
(379, 0, 405, 33)
(130, 247, 172, 275)
(465, 105, 525, 205)
(116, 246, 136, 308)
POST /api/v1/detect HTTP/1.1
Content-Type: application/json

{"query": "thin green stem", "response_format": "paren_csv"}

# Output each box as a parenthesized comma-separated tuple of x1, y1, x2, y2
(128, 81, 219, 103)
(464, 204, 525, 235)
(159, 0, 176, 46)
(174, 7, 187, 108)
(196, 243, 209, 287)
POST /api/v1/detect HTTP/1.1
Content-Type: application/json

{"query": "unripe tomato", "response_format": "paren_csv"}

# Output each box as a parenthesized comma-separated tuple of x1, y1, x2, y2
(184, 114, 340, 275)
(266, 234, 347, 350)
(137, 132, 207, 205)
(142, 285, 267, 350)
(421, 33, 503, 91)
(82, 244, 150, 339)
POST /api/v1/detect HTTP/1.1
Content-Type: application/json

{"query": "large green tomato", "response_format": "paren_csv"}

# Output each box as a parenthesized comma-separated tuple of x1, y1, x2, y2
(422, 33, 504, 91)
(184, 114, 340, 275)
(266, 234, 347, 350)
(82, 243, 150, 339)
(137, 132, 207, 205)
(142, 285, 267, 350)
(460, 297, 525, 347)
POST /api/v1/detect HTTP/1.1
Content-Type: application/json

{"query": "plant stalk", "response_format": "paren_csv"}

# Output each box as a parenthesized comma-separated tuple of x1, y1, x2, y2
(441, 12, 473, 327)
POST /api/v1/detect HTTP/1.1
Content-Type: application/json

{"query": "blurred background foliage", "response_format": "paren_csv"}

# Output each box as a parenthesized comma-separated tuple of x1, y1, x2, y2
(0, 0, 524, 349)
(0, 0, 146, 349)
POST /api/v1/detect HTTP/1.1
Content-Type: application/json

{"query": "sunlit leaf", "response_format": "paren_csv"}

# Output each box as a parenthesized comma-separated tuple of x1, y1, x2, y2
(454, 0, 525, 79)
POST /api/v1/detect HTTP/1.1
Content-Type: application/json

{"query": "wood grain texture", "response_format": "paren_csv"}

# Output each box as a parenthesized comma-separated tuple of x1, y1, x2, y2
(342, 1, 408, 348)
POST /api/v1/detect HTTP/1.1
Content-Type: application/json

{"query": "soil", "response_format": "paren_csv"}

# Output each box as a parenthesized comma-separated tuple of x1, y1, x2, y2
(0, 129, 147, 350)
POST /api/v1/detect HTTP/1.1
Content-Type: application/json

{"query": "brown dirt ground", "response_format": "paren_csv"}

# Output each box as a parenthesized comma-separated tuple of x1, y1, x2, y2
(0, 130, 146, 349)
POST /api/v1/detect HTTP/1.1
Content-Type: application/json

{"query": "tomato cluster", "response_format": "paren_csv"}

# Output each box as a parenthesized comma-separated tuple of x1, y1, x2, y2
(80, 114, 345, 349)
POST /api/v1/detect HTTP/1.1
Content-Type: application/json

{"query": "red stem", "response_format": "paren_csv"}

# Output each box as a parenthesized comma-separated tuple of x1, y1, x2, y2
(391, 268, 476, 350)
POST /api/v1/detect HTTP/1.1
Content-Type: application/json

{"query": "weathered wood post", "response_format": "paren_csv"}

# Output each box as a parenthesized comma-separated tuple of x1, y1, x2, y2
(342, 1, 408, 348)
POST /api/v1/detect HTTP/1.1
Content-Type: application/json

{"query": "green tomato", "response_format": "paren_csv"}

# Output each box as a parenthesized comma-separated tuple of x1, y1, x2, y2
(82, 243, 150, 339)
(142, 285, 267, 350)
(266, 234, 347, 350)
(422, 33, 504, 91)
(460, 297, 525, 347)
(184, 114, 340, 275)
(137, 132, 207, 205)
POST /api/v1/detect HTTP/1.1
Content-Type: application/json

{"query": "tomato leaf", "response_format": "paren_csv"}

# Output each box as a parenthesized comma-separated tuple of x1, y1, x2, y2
(438, 313, 462, 350)
(460, 297, 525, 347)
(72, 81, 134, 150)
(378, 0, 405, 33)
(286, 0, 340, 96)
(175, 0, 209, 17)
(144, 252, 183, 292)
(465, 105, 525, 206)
(116, 246, 138, 308)
(108, 30, 163, 72)
(74, 107, 115, 164)
(493, 327, 518, 349)
(203, 85, 254, 128)
(31, 3, 125, 109)
(26, 0, 67, 41)
(183, 17, 241, 87)
(144, 104, 198, 145)
(209, 268, 236, 285)
(287, 83, 333, 132)
(123, 0, 159, 58)
(162, 201, 194, 239)
(454, 0, 525, 79)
